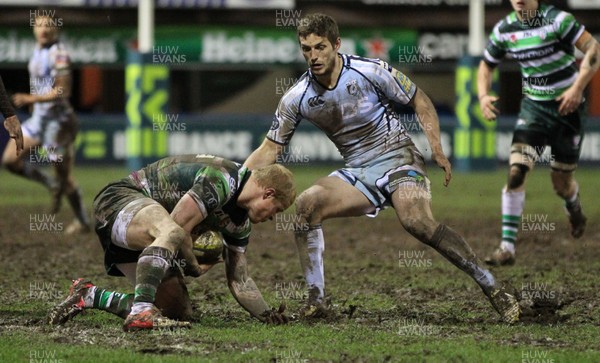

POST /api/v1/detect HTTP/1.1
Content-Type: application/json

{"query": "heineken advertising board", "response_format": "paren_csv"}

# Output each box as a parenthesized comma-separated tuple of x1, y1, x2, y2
(0, 26, 416, 66)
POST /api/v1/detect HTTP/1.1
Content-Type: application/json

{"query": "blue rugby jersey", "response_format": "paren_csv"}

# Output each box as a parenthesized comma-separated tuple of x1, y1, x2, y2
(267, 54, 418, 167)
(28, 42, 73, 116)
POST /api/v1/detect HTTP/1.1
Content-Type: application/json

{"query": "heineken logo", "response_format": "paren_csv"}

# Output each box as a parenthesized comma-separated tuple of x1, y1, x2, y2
(201, 31, 303, 63)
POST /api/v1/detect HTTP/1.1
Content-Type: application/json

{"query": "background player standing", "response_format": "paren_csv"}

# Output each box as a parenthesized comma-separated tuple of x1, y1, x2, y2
(245, 13, 520, 323)
(1, 14, 90, 234)
(478, 0, 600, 266)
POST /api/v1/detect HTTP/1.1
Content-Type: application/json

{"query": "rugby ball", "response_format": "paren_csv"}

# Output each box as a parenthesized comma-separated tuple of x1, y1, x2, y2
(192, 230, 224, 263)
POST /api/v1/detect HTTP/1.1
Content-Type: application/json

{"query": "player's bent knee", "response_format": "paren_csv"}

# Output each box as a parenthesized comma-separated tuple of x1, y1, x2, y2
(155, 270, 192, 321)
(507, 164, 529, 190)
(550, 170, 574, 198)
(295, 188, 321, 224)
(162, 224, 188, 251)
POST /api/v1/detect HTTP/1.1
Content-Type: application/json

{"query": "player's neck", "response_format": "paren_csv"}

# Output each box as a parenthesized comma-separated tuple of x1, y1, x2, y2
(515, 4, 540, 22)
(314, 54, 342, 89)
(236, 177, 257, 210)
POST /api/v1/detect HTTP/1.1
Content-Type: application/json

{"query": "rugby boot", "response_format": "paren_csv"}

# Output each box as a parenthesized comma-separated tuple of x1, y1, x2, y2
(123, 306, 191, 332)
(65, 219, 91, 235)
(565, 196, 586, 238)
(484, 247, 515, 266)
(48, 278, 94, 325)
(485, 284, 521, 324)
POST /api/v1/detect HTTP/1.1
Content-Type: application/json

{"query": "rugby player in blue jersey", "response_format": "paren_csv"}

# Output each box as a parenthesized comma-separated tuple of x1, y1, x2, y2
(245, 13, 520, 323)
(478, 0, 600, 266)
(2, 14, 90, 234)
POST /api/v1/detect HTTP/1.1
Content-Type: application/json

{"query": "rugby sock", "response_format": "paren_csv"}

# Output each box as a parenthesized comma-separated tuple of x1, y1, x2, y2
(430, 224, 496, 293)
(66, 187, 90, 227)
(295, 225, 325, 303)
(131, 246, 173, 314)
(500, 189, 525, 254)
(85, 286, 133, 318)
(564, 184, 580, 212)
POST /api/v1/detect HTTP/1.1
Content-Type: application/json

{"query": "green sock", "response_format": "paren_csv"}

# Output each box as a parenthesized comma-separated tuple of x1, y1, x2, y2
(132, 246, 173, 312)
(501, 190, 524, 253)
(92, 288, 133, 319)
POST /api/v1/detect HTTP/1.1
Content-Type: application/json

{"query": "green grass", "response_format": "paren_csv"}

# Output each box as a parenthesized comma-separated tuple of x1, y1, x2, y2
(1, 163, 599, 362)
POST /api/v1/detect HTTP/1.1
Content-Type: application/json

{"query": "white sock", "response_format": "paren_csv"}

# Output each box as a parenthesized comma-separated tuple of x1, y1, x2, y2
(130, 302, 153, 315)
(83, 286, 96, 308)
(306, 227, 325, 301)
(566, 183, 579, 204)
(500, 241, 515, 254)
(501, 188, 525, 253)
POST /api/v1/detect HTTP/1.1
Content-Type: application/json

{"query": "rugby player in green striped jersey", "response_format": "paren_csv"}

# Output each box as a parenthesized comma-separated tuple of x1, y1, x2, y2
(478, 0, 600, 266)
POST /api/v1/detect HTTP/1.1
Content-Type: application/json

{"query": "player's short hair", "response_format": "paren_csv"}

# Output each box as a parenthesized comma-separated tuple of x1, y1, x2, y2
(252, 164, 296, 209)
(297, 13, 340, 47)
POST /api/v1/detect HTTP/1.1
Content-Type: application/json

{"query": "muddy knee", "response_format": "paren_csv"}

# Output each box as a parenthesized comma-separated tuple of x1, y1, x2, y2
(162, 224, 187, 252)
(295, 188, 322, 225)
(507, 164, 529, 190)
(550, 170, 575, 199)
(399, 214, 437, 243)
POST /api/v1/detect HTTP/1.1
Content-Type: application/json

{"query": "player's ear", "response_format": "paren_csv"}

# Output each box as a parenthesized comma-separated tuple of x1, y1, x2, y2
(263, 187, 276, 199)
(333, 37, 341, 51)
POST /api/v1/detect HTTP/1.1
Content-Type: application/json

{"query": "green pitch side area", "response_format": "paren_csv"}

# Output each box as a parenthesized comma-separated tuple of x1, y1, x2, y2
(1, 165, 599, 362)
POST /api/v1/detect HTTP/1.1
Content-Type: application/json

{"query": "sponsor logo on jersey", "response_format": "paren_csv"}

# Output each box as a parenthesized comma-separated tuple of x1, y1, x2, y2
(270, 116, 280, 130)
(307, 95, 325, 108)
(394, 71, 413, 94)
(346, 79, 358, 96)
(228, 176, 237, 195)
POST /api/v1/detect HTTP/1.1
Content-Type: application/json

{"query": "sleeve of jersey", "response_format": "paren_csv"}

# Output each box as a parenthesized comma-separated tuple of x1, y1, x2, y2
(0, 77, 15, 118)
(483, 26, 506, 67)
(378, 62, 417, 105)
(187, 170, 230, 218)
(556, 12, 585, 45)
(266, 88, 302, 145)
(50, 46, 71, 78)
(222, 227, 250, 253)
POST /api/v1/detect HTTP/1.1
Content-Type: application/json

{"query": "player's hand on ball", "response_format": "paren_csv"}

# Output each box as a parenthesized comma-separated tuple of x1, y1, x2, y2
(182, 260, 203, 277)
(261, 303, 289, 325)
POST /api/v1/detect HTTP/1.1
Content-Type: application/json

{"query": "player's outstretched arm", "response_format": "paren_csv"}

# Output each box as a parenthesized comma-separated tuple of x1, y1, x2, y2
(410, 88, 452, 186)
(12, 74, 71, 107)
(244, 138, 281, 170)
(0, 77, 23, 155)
(557, 31, 600, 116)
(3, 116, 23, 156)
(477, 60, 500, 121)
(225, 247, 288, 324)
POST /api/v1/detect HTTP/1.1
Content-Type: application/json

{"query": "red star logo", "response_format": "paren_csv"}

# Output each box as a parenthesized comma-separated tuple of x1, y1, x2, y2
(362, 37, 392, 60)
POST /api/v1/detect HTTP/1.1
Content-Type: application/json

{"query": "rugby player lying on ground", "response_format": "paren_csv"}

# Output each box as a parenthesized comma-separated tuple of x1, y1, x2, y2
(48, 155, 295, 331)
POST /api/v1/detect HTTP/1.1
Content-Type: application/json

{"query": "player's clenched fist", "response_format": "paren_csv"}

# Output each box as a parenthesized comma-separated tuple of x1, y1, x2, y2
(3, 115, 23, 155)
(261, 303, 289, 325)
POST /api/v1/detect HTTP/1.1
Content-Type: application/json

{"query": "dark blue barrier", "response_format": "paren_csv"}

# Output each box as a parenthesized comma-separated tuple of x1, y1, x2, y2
(13, 112, 600, 166)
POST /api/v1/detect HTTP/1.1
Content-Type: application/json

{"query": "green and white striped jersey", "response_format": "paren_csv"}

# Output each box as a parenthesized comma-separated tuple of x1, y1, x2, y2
(483, 4, 585, 101)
